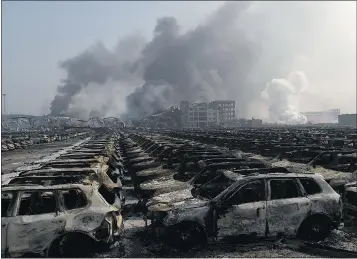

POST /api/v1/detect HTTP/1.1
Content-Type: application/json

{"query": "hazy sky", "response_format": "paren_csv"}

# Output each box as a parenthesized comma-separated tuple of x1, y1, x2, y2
(2, 1, 356, 116)
(2, 1, 223, 115)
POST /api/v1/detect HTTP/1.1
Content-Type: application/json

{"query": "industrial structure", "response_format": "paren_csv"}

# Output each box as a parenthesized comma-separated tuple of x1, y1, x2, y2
(180, 100, 235, 128)
(301, 109, 340, 124)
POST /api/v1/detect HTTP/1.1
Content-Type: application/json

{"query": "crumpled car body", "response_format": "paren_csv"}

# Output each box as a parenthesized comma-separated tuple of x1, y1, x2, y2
(344, 182, 357, 217)
(138, 161, 266, 200)
(139, 174, 188, 199)
(1, 183, 124, 258)
(2, 145, 9, 152)
(150, 172, 342, 245)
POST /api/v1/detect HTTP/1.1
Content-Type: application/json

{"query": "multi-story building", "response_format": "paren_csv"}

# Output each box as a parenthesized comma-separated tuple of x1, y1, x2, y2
(338, 114, 357, 127)
(208, 101, 236, 123)
(180, 100, 236, 128)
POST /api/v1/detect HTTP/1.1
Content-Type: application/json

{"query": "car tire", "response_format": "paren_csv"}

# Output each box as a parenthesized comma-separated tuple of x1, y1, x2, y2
(48, 233, 96, 258)
(168, 222, 207, 250)
(298, 217, 332, 241)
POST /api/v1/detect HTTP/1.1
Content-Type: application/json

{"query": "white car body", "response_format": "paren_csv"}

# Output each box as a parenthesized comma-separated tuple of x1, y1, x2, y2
(1, 183, 124, 257)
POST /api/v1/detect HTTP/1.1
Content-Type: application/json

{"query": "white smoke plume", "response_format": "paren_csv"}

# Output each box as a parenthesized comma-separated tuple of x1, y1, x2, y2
(261, 71, 308, 124)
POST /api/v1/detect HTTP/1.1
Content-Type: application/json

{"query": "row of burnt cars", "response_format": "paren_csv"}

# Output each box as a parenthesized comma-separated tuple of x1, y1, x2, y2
(1, 131, 91, 152)
(120, 130, 356, 250)
(164, 128, 357, 220)
(1, 134, 126, 257)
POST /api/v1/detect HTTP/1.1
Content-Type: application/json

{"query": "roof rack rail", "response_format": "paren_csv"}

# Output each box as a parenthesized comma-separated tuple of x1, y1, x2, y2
(233, 167, 291, 175)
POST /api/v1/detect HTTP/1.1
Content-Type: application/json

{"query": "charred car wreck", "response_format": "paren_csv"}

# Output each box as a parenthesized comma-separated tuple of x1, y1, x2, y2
(149, 169, 343, 249)
(1, 134, 125, 257)
(124, 131, 349, 251)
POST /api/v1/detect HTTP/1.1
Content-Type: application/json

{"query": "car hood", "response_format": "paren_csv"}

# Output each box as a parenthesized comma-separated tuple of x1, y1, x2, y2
(271, 159, 352, 181)
(246, 151, 352, 182)
(135, 167, 175, 177)
(139, 175, 187, 190)
(146, 188, 193, 207)
(148, 196, 208, 212)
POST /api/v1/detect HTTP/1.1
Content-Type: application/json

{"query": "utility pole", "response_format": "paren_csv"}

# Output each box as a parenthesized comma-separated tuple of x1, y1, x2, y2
(2, 93, 7, 130)
(2, 93, 6, 115)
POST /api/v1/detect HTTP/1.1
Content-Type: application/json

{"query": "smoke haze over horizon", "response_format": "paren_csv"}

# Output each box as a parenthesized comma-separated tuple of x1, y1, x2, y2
(8, 1, 354, 122)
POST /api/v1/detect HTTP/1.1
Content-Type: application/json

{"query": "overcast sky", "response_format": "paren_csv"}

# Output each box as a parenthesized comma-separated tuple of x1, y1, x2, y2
(2, 1, 223, 115)
(2, 1, 356, 116)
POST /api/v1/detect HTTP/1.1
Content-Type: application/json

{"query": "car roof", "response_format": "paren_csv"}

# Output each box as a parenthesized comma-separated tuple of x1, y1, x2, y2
(222, 167, 316, 181)
(19, 167, 97, 175)
(2, 183, 95, 192)
(346, 187, 357, 193)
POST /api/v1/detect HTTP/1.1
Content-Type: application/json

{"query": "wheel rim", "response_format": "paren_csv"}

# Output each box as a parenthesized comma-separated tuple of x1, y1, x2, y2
(311, 223, 321, 234)
(174, 225, 199, 248)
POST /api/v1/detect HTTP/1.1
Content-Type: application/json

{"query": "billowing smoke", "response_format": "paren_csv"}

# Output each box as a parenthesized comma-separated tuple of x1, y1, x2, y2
(261, 71, 308, 124)
(49, 1, 356, 122)
(49, 39, 145, 118)
(125, 7, 260, 119)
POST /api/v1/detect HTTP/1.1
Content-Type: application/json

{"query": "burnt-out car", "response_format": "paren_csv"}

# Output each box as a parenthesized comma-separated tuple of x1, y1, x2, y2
(265, 150, 357, 185)
(133, 156, 242, 186)
(57, 151, 125, 183)
(146, 162, 269, 213)
(43, 157, 123, 185)
(14, 164, 124, 208)
(151, 170, 342, 249)
(1, 183, 124, 258)
(343, 182, 357, 217)
(138, 160, 266, 201)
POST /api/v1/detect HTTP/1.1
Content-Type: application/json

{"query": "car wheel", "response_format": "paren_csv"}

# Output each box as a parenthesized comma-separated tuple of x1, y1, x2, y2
(298, 217, 332, 241)
(49, 233, 96, 258)
(168, 222, 207, 250)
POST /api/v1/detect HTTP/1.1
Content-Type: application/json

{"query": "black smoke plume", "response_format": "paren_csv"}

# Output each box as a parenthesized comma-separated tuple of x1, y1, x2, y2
(49, 1, 356, 122)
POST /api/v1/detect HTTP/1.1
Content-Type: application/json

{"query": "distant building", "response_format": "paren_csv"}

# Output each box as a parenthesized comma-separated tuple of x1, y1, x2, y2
(338, 114, 357, 127)
(301, 109, 340, 124)
(180, 100, 236, 128)
(208, 100, 236, 123)
(248, 118, 263, 127)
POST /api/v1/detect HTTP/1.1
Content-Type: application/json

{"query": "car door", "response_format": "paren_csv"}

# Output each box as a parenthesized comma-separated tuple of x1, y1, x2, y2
(266, 178, 311, 237)
(215, 179, 267, 241)
(1, 191, 18, 257)
(7, 190, 66, 257)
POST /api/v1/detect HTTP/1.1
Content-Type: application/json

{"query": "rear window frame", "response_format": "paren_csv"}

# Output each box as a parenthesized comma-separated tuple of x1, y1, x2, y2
(298, 177, 323, 196)
(58, 188, 89, 212)
(97, 185, 117, 206)
(268, 178, 303, 201)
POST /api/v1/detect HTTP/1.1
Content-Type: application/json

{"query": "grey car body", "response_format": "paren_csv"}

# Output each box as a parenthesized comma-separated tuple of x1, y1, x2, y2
(151, 171, 342, 248)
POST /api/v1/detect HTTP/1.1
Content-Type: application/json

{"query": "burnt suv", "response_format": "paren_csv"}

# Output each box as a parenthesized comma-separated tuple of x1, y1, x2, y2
(151, 169, 343, 249)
